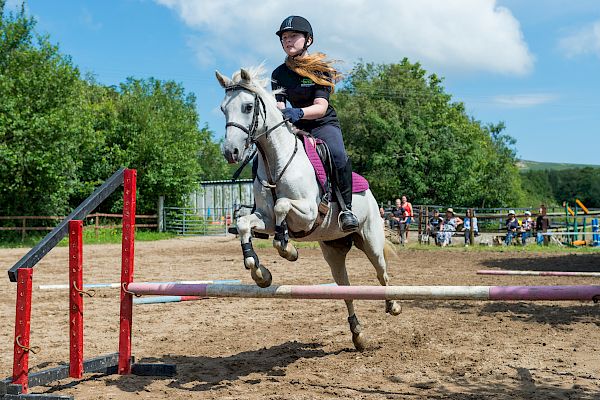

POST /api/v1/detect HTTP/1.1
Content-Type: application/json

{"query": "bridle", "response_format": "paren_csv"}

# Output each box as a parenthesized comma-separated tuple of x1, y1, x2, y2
(224, 84, 270, 144)
(224, 84, 298, 193)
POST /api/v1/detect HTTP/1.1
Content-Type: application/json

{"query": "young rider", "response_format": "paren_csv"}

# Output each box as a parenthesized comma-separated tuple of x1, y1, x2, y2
(271, 15, 359, 233)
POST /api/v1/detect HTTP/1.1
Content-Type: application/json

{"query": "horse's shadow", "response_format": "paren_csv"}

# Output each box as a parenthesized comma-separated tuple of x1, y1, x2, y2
(106, 341, 339, 393)
(407, 300, 600, 328)
(482, 252, 600, 272)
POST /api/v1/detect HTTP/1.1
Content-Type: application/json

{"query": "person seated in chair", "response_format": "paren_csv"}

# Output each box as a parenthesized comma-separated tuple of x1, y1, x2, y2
(437, 208, 463, 247)
(521, 211, 534, 245)
(427, 209, 443, 245)
(504, 210, 520, 245)
(271, 16, 358, 233)
(390, 198, 407, 236)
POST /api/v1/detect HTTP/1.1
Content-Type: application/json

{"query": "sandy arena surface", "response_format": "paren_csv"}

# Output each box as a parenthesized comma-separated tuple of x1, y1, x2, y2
(1, 236, 600, 399)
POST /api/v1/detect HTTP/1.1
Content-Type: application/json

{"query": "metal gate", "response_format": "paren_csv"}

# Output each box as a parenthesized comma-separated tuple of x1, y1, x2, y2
(163, 206, 233, 236)
(161, 179, 254, 236)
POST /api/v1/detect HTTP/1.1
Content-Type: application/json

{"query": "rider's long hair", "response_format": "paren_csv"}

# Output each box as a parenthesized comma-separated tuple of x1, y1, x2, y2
(285, 53, 342, 92)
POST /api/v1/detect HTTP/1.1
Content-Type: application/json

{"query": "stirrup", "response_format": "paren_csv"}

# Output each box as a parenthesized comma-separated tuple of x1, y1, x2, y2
(338, 210, 359, 233)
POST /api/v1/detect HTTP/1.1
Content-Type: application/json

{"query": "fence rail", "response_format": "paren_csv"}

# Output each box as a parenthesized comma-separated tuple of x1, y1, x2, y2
(0, 213, 158, 240)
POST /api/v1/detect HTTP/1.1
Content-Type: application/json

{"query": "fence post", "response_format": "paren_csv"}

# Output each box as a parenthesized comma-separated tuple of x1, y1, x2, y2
(95, 214, 100, 239)
(469, 208, 475, 245)
(417, 206, 422, 238)
(158, 196, 165, 232)
(69, 220, 84, 379)
(119, 169, 136, 375)
(21, 218, 26, 242)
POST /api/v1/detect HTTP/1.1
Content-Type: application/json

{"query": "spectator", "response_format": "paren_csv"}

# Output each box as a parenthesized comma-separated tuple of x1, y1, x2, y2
(390, 199, 407, 233)
(400, 195, 413, 244)
(535, 205, 550, 246)
(379, 207, 390, 229)
(427, 209, 443, 245)
(463, 209, 479, 246)
(521, 211, 534, 245)
(437, 208, 463, 247)
(504, 210, 520, 245)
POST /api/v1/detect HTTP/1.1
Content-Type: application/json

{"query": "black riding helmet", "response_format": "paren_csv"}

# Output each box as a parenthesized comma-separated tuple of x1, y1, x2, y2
(276, 16, 313, 50)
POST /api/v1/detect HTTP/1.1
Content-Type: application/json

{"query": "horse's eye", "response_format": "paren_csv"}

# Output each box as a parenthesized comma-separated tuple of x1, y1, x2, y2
(242, 103, 253, 113)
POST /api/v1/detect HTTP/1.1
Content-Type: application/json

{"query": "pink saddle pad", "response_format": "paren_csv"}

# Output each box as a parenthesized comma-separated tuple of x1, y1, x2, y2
(302, 136, 369, 193)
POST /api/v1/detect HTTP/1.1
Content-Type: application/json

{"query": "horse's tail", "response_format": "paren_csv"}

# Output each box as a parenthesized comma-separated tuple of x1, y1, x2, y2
(383, 239, 399, 264)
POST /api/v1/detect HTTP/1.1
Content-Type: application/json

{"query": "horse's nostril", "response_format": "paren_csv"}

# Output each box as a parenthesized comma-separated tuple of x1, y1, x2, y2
(233, 148, 239, 159)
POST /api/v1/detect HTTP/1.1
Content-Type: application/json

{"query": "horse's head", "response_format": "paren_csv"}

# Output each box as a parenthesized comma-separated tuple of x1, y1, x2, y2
(216, 67, 274, 164)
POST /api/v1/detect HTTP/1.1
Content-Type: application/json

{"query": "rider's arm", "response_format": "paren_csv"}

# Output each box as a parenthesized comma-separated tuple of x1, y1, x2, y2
(300, 98, 328, 120)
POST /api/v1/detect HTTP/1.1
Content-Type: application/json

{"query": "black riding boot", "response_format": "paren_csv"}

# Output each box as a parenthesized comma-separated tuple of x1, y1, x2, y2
(336, 159, 359, 233)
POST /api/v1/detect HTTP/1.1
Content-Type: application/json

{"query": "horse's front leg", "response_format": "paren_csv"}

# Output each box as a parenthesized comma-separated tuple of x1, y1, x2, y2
(237, 212, 274, 288)
(272, 198, 315, 261)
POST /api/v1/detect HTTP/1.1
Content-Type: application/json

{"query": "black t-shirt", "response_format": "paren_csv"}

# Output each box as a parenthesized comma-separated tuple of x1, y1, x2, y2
(271, 63, 339, 131)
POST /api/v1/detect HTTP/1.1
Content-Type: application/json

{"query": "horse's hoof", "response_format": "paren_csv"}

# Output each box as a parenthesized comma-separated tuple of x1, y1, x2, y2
(386, 300, 402, 316)
(251, 265, 272, 288)
(352, 332, 367, 352)
(284, 244, 298, 262)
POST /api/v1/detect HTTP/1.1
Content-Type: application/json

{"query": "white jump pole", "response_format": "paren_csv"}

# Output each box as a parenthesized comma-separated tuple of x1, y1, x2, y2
(127, 283, 600, 302)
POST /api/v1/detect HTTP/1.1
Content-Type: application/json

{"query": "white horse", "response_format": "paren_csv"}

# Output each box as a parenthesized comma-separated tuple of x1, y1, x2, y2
(216, 67, 401, 351)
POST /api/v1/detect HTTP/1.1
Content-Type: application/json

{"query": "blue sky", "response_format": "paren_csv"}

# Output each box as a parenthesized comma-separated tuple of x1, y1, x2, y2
(11, 0, 600, 164)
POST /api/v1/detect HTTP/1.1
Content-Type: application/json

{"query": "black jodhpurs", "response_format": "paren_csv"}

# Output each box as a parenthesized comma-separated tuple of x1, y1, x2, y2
(310, 124, 348, 169)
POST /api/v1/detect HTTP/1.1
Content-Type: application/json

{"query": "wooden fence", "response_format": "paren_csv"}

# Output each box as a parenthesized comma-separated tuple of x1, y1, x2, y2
(0, 213, 158, 240)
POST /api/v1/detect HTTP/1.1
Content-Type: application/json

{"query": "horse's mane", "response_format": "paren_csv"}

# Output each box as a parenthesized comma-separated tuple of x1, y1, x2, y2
(226, 65, 283, 110)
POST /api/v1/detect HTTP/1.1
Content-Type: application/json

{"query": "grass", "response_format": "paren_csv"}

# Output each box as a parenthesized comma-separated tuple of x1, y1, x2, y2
(249, 237, 600, 254)
(518, 159, 600, 171)
(0, 229, 177, 248)
(392, 242, 600, 254)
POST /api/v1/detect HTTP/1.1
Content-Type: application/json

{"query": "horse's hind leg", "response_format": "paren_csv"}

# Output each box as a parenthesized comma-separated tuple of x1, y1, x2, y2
(353, 234, 402, 316)
(320, 237, 368, 352)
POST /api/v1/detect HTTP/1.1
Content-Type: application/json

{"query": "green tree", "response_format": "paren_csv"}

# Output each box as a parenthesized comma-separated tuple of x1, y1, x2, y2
(332, 60, 522, 207)
(0, 3, 88, 215)
(75, 77, 227, 214)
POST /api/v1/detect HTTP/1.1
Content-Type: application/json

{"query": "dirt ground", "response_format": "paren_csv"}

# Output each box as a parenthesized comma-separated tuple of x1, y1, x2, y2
(1, 236, 600, 399)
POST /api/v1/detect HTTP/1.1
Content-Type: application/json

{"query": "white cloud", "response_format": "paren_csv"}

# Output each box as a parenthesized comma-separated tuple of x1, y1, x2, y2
(492, 93, 558, 108)
(558, 20, 600, 58)
(155, 0, 534, 75)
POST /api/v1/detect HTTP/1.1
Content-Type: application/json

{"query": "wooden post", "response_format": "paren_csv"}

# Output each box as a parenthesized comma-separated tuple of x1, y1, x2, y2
(13, 268, 33, 393)
(469, 208, 475, 245)
(21, 218, 26, 242)
(95, 214, 100, 239)
(417, 206, 422, 238)
(157, 196, 165, 232)
(119, 169, 137, 375)
(69, 220, 84, 378)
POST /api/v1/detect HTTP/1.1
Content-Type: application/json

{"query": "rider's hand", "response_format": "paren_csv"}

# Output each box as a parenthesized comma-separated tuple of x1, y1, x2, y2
(282, 108, 304, 123)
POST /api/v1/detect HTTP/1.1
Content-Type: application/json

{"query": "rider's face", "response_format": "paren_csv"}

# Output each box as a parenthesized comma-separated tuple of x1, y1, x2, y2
(281, 31, 308, 57)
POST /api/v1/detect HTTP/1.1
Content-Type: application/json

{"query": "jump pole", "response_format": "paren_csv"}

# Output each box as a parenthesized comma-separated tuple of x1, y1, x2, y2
(127, 283, 600, 302)
(477, 270, 600, 278)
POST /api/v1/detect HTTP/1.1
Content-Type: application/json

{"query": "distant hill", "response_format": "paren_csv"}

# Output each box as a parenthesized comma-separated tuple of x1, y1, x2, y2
(517, 160, 600, 171)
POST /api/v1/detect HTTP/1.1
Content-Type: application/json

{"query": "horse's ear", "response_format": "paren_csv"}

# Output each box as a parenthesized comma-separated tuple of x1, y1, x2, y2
(215, 70, 232, 88)
(240, 68, 252, 82)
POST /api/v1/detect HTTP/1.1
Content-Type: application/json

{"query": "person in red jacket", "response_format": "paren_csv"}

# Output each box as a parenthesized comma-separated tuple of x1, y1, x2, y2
(400, 195, 413, 244)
